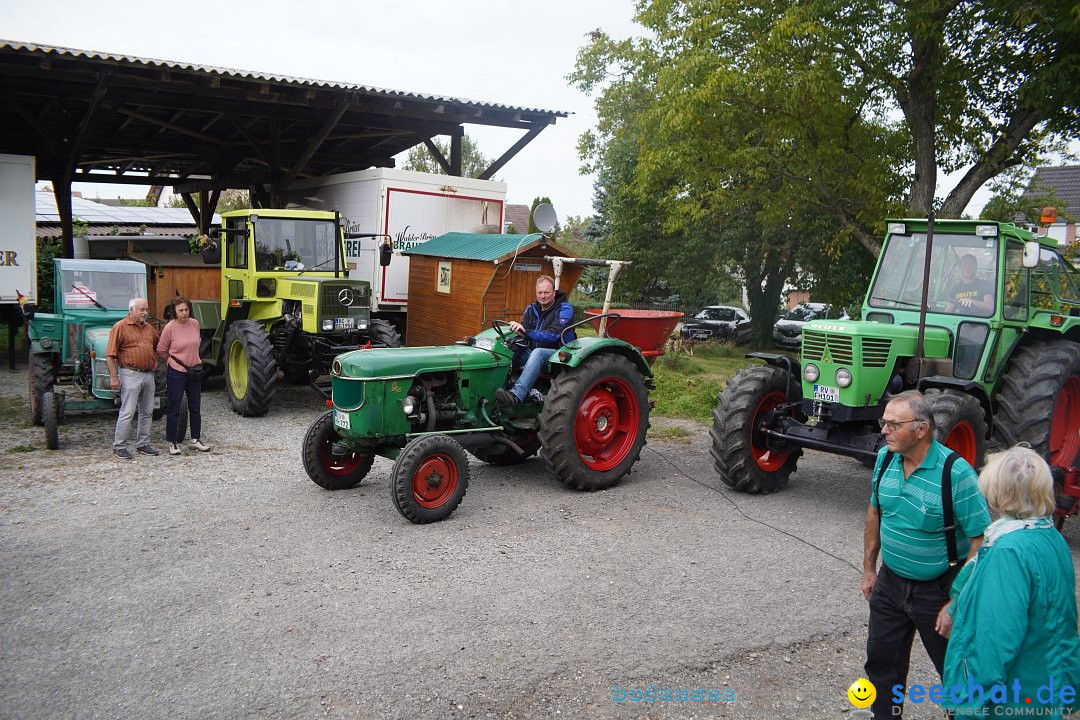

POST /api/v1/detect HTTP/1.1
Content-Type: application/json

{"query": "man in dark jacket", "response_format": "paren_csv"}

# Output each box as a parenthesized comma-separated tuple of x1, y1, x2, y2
(495, 275, 575, 407)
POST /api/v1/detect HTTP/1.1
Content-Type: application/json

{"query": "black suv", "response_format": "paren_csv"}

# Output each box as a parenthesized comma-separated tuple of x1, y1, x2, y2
(679, 305, 752, 343)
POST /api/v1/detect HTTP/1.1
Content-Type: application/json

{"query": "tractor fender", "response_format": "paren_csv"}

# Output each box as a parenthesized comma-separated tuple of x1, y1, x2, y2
(917, 375, 993, 437)
(547, 337, 653, 378)
(745, 352, 802, 404)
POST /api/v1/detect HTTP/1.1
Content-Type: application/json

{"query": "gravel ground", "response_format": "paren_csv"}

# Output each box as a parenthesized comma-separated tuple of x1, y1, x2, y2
(1, 348, 1077, 720)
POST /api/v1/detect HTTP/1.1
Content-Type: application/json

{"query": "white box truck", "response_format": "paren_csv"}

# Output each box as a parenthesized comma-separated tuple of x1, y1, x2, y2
(0, 154, 37, 367)
(285, 168, 506, 335)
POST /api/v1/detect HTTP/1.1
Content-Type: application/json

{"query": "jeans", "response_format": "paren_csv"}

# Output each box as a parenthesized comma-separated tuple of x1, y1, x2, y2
(865, 563, 956, 719)
(113, 367, 155, 450)
(166, 367, 202, 442)
(509, 347, 556, 401)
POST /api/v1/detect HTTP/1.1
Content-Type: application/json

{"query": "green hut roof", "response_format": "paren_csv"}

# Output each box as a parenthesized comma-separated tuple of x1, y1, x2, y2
(402, 232, 574, 263)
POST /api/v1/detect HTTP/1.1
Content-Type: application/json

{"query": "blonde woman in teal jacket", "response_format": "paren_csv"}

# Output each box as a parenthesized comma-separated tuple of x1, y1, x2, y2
(940, 446, 1080, 717)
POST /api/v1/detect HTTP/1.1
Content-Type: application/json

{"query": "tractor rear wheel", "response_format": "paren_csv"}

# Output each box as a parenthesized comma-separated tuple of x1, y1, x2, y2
(42, 391, 60, 450)
(224, 320, 278, 417)
(710, 365, 802, 494)
(302, 411, 374, 490)
(369, 319, 403, 348)
(391, 434, 469, 523)
(29, 351, 58, 426)
(467, 431, 540, 466)
(995, 339, 1080, 467)
(538, 353, 650, 491)
(925, 388, 986, 468)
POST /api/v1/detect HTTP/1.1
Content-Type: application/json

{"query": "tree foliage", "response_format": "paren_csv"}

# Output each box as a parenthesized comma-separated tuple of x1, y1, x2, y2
(571, 0, 1080, 344)
(402, 134, 492, 179)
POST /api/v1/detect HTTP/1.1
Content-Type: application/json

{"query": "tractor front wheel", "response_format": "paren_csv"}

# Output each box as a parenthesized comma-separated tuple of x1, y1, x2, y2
(369, 319, 403, 348)
(710, 365, 802, 494)
(42, 391, 60, 450)
(224, 320, 278, 417)
(302, 411, 374, 490)
(926, 388, 986, 468)
(29, 351, 58, 426)
(538, 353, 650, 491)
(995, 340, 1080, 468)
(391, 434, 469, 523)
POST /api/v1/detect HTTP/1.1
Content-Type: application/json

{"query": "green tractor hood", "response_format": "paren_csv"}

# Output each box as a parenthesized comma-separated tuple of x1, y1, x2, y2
(335, 344, 504, 379)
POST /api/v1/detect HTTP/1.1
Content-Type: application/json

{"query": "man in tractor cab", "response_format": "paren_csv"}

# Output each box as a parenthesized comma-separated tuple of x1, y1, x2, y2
(495, 275, 575, 408)
(861, 390, 990, 719)
(945, 253, 994, 314)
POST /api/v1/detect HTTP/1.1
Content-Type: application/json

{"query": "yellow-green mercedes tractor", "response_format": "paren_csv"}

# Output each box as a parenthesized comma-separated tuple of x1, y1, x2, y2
(191, 208, 402, 416)
(711, 218, 1080, 494)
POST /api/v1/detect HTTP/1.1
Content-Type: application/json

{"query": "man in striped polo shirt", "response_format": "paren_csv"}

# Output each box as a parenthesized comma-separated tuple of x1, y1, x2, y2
(861, 390, 990, 718)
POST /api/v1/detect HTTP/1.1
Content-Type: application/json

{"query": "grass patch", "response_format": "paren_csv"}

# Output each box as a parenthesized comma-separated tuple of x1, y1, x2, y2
(5, 444, 35, 454)
(647, 424, 694, 442)
(649, 344, 758, 423)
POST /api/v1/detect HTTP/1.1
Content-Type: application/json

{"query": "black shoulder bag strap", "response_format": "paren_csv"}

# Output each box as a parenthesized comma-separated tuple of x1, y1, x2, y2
(941, 451, 961, 567)
(873, 450, 895, 526)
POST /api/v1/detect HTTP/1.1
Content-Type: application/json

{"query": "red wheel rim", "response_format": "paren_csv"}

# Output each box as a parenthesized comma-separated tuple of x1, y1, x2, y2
(574, 376, 640, 471)
(944, 421, 977, 466)
(319, 428, 368, 476)
(1050, 375, 1080, 466)
(412, 453, 459, 508)
(751, 390, 790, 471)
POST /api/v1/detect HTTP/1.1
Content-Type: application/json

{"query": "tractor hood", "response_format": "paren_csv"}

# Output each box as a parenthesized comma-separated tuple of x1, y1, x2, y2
(84, 326, 113, 357)
(334, 344, 502, 380)
(802, 319, 951, 361)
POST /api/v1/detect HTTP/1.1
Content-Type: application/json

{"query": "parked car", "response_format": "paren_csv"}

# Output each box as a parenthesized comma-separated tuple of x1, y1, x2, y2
(772, 302, 849, 349)
(679, 305, 752, 344)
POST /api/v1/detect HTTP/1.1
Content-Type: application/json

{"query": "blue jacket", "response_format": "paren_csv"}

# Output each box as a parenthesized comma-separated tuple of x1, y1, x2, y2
(522, 290, 575, 349)
(942, 523, 1080, 716)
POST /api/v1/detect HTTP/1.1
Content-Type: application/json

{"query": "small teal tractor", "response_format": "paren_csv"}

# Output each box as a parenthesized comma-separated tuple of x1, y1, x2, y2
(25, 258, 172, 449)
(300, 255, 682, 523)
(711, 218, 1080, 527)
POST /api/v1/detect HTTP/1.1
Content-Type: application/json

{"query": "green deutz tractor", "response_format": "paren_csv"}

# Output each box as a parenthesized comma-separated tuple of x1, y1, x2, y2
(300, 254, 674, 524)
(193, 208, 402, 416)
(712, 218, 1080, 499)
(26, 258, 169, 449)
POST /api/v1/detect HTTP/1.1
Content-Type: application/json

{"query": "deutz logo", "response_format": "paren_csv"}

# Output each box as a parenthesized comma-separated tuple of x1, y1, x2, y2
(822, 346, 833, 363)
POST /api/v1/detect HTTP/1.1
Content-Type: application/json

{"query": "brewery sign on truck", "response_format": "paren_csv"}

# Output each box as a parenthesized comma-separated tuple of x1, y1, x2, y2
(0, 154, 37, 327)
(285, 168, 506, 334)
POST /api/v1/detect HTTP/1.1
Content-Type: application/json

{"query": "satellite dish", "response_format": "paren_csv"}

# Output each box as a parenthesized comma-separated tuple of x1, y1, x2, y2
(532, 203, 558, 233)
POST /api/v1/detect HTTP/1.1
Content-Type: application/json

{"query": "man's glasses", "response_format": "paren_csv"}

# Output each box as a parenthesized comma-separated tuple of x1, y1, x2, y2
(878, 418, 923, 431)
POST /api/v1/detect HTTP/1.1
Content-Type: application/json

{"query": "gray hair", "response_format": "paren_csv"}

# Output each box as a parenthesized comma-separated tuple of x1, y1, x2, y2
(128, 297, 146, 310)
(978, 446, 1055, 518)
(888, 389, 935, 433)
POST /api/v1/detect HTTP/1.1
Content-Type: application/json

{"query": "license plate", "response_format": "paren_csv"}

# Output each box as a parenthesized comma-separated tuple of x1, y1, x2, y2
(813, 384, 840, 402)
(692, 331, 710, 339)
(333, 409, 350, 430)
(334, 317, 355, 330)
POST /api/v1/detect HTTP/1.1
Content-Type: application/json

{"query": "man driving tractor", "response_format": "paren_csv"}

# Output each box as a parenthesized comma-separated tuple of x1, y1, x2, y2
(495, 275, 575, 408)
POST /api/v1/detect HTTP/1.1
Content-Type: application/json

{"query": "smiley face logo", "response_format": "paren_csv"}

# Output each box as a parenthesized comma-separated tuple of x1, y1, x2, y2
(847, 678, 876, 708)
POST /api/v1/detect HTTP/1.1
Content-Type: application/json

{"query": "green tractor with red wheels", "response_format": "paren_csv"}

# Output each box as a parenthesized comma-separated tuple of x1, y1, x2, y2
(711, 218, 1080, 517)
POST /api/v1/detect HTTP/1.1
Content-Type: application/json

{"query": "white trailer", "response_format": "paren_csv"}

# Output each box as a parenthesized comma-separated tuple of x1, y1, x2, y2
(285, 168, 506, 332)
(0, 154, 36, 367)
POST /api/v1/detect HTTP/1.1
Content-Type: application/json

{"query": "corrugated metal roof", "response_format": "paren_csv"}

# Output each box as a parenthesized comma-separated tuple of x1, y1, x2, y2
(34, 192, 215, 226)
(0, 40, 568, 117)
(403, 232, 548, 262)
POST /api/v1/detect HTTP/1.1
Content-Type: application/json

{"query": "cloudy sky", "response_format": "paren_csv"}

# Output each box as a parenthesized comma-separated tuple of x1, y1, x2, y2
(4, 0, 643, 219)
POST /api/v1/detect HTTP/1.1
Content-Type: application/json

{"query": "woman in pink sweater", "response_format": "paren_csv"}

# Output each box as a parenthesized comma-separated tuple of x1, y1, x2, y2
(157, 297, 211, 455)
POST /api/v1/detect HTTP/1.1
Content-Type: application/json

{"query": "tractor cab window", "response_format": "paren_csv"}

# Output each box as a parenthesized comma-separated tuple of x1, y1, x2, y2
(59, 268, 143, 310)
(225, 217, 247, 269)
(1031, 247, 1080, 315)
(868, 232, 998, 318)
(252, 218, 337, 272)
(1002, 242, 1029, 321)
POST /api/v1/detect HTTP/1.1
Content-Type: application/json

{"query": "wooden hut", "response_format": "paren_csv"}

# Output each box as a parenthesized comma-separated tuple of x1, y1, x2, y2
(126, 251, 221, 318)
(403, 233, 583, 346)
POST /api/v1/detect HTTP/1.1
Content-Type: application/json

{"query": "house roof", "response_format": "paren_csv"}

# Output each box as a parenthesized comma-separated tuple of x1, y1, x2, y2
(403, 232, 574, 263)
(34, 191, 210, 237)
(503, 204, 532, 232)
(1024, 165, 1080, 218)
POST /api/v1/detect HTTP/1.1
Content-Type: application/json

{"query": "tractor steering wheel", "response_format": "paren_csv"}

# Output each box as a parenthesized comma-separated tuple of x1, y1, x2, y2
(492, 320, 532, 352)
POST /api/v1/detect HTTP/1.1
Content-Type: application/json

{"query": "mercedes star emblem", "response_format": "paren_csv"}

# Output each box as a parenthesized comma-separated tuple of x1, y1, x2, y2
(337, 288, 354, 306)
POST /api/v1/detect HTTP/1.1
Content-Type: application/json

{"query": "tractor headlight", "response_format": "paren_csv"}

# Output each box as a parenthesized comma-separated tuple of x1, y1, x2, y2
(357, 321, 368, 330)
(803, 363, 820, 382)
(835, 368, 853, 387)
(887, 222, 906, 235)
(975, 224, 998, 237)
(402, 396, 419, 415)
(321, 319, 334, 331)
(331, 359, 342, 376)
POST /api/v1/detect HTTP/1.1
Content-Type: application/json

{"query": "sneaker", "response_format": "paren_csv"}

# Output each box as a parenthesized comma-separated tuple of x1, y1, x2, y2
(168, 443, 181, 456)
(113, 448, 133, 460)
(495, 388, 519, 409)
(190, 438, 211, 452)
(136, 445, 160, 456)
